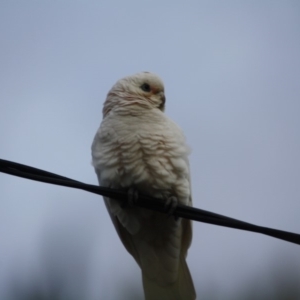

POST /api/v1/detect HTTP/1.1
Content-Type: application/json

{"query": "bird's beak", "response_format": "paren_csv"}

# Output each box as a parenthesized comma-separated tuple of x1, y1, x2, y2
(158, 92, 166, 110)
(160, 92, 166, 104)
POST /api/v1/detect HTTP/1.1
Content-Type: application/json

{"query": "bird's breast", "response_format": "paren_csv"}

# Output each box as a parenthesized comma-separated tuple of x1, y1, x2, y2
(92, 113, 190, 202)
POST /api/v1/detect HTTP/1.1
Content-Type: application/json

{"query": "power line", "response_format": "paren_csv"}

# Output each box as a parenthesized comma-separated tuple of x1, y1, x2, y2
(0, 158, 299, 245)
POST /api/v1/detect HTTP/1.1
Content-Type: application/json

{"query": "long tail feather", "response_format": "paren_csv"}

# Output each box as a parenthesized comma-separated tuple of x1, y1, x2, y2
(142, 257, 196, 300)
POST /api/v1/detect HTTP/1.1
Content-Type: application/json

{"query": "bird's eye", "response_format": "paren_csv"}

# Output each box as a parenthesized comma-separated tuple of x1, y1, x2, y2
(140, 83, 151, 92)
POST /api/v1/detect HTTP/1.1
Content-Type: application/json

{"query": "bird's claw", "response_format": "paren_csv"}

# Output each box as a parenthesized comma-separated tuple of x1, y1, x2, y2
(165, 196, 179, 221)
(122, 187, 139, 208)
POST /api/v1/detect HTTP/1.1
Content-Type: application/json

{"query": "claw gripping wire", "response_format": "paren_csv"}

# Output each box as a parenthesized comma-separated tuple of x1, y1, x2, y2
(0, 158, 299, 246)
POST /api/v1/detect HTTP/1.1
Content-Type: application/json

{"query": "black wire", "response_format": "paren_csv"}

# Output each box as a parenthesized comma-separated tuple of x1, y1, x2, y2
(0, 158, 299, 246)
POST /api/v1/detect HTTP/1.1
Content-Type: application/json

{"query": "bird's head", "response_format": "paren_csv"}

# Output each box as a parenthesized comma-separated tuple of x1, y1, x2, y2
(103, 72, 166, 117)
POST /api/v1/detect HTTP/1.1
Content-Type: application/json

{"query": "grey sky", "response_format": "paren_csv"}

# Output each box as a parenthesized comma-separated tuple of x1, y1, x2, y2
(1, 1, 300, 299)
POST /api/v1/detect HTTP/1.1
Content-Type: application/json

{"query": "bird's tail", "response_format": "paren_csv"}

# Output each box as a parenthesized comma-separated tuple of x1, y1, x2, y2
(142, 257, 196, 300)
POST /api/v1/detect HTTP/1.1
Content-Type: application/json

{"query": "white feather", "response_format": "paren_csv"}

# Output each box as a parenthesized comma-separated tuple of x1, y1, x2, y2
(92, 72, 196, 299)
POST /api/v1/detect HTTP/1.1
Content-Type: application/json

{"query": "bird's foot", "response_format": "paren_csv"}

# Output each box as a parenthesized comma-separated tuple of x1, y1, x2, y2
(164, 196, 179, 221)
(122, 187, 139, 208)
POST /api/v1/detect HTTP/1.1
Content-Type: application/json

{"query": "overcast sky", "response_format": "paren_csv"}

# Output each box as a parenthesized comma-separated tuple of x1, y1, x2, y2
(1, 1, 300, 299)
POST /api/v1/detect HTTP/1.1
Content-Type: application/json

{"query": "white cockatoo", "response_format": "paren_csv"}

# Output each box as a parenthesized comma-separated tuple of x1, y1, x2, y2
(92, 72, 196, 300)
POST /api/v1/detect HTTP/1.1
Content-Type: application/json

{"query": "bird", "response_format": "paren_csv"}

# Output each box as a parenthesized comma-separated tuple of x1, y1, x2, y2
(91, 72, 196, 300)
